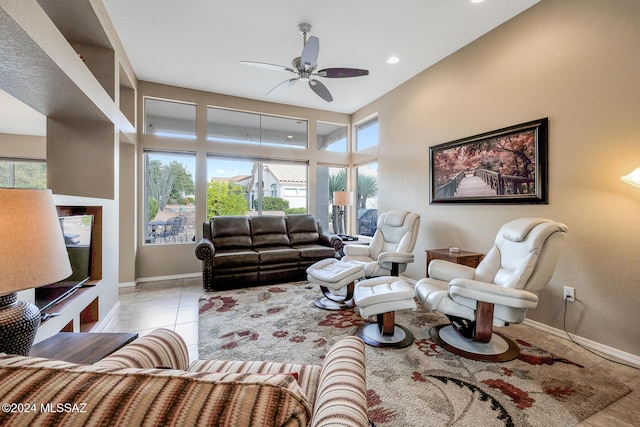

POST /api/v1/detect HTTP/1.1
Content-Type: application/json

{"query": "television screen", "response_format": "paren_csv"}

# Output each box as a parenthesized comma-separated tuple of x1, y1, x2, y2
(35, 214, 93, 313)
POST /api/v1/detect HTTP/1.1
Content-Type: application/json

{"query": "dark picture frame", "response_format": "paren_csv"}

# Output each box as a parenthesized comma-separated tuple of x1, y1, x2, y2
(429, 118, 548, 204)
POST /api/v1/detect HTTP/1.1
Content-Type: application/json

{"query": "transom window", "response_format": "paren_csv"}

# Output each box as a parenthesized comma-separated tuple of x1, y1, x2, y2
(356, 116, 379, 151)
(207, 107, 307, 149)
(317, 121, 347, 152)
(144, 98, 196, 139)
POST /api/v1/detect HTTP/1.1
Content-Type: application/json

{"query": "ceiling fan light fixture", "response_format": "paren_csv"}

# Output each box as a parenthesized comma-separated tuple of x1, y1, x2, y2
(242, 23, 368, 102)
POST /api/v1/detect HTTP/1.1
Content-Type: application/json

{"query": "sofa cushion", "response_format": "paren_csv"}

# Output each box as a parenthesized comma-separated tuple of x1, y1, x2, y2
(255, 246, 300, 264)
(188, 358, 323, 407)
(0, 354, 311, 427)
(214, 248, 259, 267)
(211, 217, 252, 249)
(294, 244, 337, 260)
(286, 215, 321, 245)
(250, 216, 291, 247)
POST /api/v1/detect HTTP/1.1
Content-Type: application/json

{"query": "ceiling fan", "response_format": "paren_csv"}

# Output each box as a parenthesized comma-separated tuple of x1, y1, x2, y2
(241, 23, 369, 102)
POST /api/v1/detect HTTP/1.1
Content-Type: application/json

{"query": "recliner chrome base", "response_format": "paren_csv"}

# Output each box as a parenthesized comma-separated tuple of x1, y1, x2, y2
(430, 324, 520, 362)
(314, 283, 355, 310)
(355, 311, 414, 349)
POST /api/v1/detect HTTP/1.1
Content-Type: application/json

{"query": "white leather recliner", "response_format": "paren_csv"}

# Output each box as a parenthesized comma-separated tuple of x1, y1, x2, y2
(415, 217, 568, 362)
(342, 210, 420, 277)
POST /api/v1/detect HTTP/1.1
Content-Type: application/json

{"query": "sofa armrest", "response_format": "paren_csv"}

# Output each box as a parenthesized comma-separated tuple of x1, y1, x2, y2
(311, 337, 368, 427)
(195, 238, 214, 260)
(329, 234, 344, 252)
(94, 328, 189, 370)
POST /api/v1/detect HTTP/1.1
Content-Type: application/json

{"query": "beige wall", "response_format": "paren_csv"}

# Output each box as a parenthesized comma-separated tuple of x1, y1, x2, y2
(0, 133, 45, 158)
(353, 0, 640, 356)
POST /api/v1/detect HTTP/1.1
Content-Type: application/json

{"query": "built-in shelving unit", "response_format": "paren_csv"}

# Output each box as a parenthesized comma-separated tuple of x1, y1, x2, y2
(1, 0, 138, 342)
(36, 204, 104, 337)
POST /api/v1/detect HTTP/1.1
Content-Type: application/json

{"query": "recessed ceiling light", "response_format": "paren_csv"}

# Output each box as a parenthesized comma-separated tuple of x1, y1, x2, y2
(471, 0, 485, 3)
(387, 56, 400, 65)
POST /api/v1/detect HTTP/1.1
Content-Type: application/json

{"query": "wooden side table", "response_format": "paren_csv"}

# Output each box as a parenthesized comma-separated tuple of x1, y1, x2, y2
(30, 332, 138, 364)
(425, 249, 484, 277)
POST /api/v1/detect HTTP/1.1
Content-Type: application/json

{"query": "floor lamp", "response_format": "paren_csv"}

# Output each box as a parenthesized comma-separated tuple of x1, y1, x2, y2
(333, 191, 353, 236)
(621, 167, 640, 188)
(0, 189, 72, 356)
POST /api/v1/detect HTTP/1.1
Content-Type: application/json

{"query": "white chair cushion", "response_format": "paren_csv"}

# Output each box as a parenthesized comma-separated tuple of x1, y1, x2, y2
(306, 258, 364, 291)
(355, 278, 413, 305)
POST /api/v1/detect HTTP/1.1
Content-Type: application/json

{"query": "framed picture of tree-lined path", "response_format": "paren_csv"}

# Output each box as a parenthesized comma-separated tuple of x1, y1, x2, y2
(429, 118, 548, 204)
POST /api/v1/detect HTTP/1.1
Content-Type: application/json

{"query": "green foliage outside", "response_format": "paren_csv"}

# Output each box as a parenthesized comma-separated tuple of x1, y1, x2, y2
(148, 198, 159, 221)
(0, 160, 46, 189)
(328, 169, 347, 200)
(261, 196, 289, 211)
(207, 181, 248, 218)
(168, 161, 195, 204)
(147, 159, 195, 211)
(285, 207, 307, 215)
(357, 174, 377, 209)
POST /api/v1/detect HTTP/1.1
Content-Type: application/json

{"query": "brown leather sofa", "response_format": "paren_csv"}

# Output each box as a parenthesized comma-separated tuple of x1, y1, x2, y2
(195, 214, 343, 291)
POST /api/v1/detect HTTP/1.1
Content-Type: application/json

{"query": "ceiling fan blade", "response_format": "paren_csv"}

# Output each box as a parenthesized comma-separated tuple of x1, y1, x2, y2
(309, 79, 333, 102)
(317, 68, 369, 78)
(300, 36, 319, 70)
(266, 78, 299, 96)
(241, 61, 295, 73)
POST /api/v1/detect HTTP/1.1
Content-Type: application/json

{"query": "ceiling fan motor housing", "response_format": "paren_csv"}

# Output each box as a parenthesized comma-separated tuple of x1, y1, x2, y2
(298, 23, 312, 36)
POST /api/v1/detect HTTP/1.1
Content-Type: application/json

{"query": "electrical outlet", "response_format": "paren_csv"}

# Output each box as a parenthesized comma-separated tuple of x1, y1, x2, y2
(563, 286, 575, 302)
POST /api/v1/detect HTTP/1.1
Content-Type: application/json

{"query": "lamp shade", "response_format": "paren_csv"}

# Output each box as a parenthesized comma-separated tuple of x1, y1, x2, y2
(0, 189, 72, 295)
(333, 191, 353, 206)
(621, 167, 640, 188)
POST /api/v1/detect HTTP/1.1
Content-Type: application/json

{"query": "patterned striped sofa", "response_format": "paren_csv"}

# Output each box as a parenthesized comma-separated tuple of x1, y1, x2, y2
(0, 329, 368, 427)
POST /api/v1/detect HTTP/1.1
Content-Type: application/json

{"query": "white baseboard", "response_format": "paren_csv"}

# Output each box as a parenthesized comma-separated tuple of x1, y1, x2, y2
(404, 277, 639, 367)
(134, 272, 202, 284)
(523, 318, 640, 367)
(91, 301, 121, 332)
(118, 281, 136, 288)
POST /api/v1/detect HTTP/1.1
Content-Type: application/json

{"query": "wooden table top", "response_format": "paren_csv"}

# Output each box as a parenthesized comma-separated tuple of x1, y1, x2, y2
(30, 332, 138, 364)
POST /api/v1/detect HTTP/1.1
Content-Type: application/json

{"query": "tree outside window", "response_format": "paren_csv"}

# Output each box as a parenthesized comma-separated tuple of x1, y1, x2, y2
(144, 151, 195, 244)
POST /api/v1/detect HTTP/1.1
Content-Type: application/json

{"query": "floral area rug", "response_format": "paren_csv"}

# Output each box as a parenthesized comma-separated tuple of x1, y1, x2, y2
(198, 282, 631, 427)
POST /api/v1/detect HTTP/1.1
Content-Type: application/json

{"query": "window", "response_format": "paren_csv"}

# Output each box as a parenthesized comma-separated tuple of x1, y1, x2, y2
(144, 98, 196, 139)
(207, 107, 307, 149)
(0, 158, 46, 189)
(207, 156, 308, 218)
(355, 162, 378, 236)
(144, 151, 196, 244)
(356, 116, 379, 151)
(316, 166, 347, 233)
(317, 122, 347, 152)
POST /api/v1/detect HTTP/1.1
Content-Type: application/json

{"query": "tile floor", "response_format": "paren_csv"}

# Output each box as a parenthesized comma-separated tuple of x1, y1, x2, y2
(103, 277, 640, 426)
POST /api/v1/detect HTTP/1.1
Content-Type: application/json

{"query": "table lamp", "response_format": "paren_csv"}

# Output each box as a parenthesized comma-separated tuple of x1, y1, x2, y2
(0, 189, 72, 356)
(333, 191, 353, 236)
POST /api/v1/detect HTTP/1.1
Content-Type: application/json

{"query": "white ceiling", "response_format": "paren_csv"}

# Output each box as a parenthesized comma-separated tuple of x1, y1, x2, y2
(0, 0, 540, 136)
(103, 0, 540, 114)
(0, 89, 46, 136)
